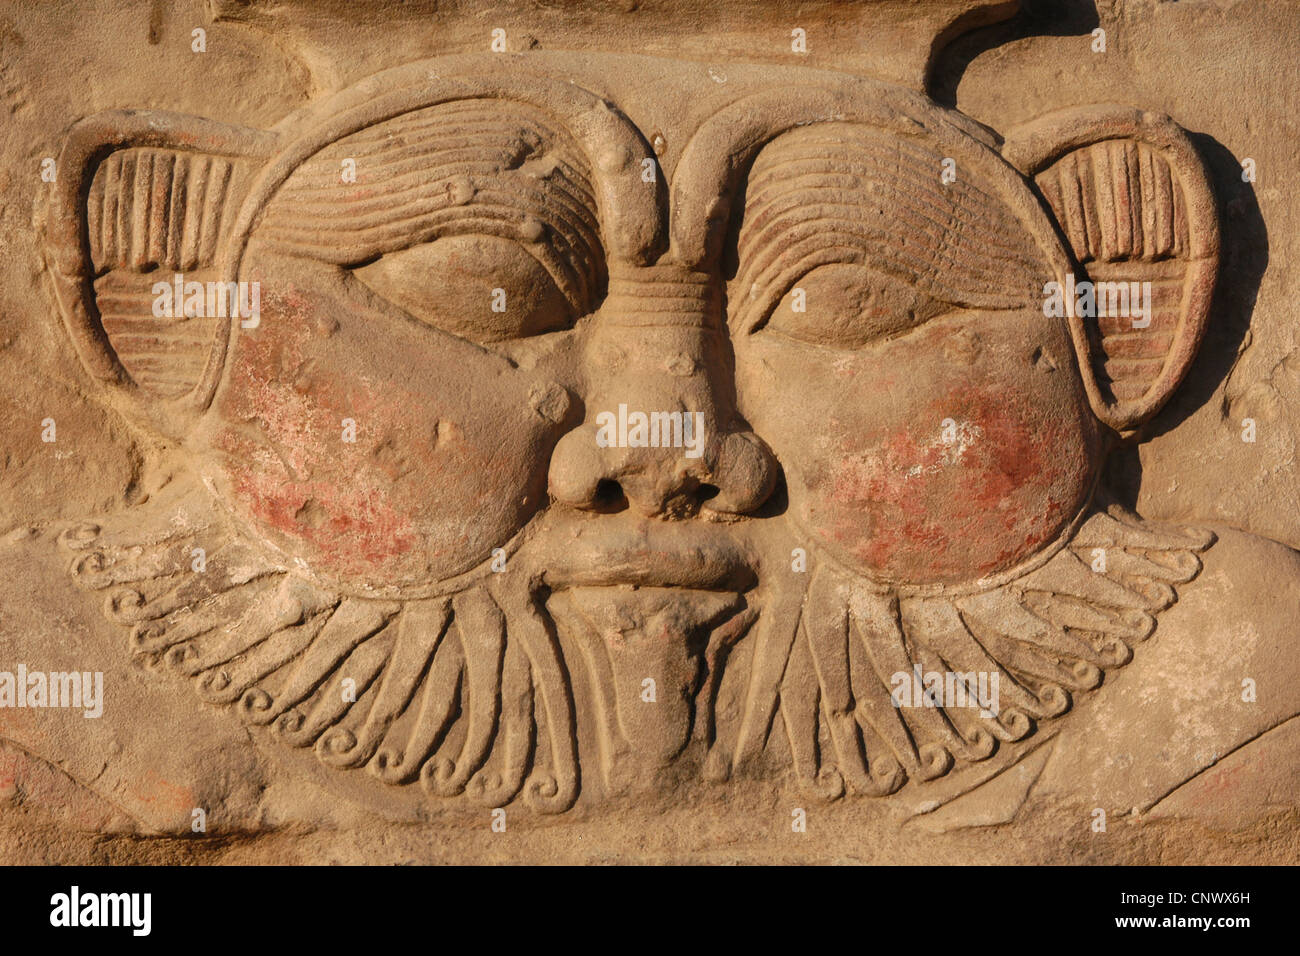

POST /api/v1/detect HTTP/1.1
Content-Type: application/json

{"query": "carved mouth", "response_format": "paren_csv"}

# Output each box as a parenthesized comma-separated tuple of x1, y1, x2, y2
(539, 517, 756, 592)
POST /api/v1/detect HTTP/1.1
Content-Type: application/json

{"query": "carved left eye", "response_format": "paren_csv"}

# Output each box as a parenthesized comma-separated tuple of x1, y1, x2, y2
(759, 263, 949, 349)
(353, 234, 574, 345)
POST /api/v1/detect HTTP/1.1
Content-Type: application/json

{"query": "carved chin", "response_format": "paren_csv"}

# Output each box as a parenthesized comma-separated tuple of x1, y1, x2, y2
(546, 586, 752, 771)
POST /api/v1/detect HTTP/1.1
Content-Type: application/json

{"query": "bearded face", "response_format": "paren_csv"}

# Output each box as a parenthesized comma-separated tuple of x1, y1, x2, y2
(45, 55, 1220, 815)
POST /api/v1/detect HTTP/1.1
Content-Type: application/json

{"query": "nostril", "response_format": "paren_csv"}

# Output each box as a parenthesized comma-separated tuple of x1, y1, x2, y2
(591, 478, 629, 513)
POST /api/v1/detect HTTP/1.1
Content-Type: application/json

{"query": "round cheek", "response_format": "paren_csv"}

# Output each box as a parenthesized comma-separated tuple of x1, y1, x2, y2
(736, 315, 1102, 586)
(195, 261, 560, 588)
(805, 382, 1098, 584)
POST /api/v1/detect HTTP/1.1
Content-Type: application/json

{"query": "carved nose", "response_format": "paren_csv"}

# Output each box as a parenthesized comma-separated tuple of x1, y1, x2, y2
(547, 263, 777, 519)
(549, 421, 775, 517)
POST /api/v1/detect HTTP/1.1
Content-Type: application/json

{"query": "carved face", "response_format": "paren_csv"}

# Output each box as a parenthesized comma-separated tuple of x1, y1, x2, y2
(184, 84, 1109, 596)
(46, 54, 1218, 810)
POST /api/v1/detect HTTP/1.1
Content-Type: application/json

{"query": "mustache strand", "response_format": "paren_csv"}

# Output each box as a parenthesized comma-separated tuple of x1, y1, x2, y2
(372, 620, 462, 785)
(320, 597, 450, 770)
(422, 589, 506, 796)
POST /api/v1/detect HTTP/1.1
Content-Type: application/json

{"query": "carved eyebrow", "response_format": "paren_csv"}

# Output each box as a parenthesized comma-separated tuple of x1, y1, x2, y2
(254, 99, 608, 317)
(732, 124, 1048, 332)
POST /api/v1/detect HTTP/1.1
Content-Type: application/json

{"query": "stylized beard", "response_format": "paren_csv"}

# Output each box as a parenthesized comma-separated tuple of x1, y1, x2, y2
(60, 478, 1212, 815)
(728, 505, 1215, 806)
(61, 479, 581, 813)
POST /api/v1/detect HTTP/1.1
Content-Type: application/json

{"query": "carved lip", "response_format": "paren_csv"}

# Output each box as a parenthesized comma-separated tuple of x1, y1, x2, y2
(539, 518, 755, 592)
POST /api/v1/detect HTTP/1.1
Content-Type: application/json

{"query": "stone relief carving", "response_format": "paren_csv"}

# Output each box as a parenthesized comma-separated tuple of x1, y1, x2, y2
(3, 0, 1296, 862)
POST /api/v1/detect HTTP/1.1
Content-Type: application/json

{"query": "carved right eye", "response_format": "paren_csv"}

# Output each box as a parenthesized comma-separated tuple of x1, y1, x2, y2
(353, 234, 575, 345)
(759, 263, 949, 349)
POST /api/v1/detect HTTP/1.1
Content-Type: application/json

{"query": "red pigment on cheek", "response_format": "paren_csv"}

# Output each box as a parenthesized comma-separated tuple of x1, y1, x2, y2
(213, 298, 421, 574)
(230, 466, 418, 574)
(823, 385, 1082, 581)
(213, 283, 548, 579)
(217, 415, 420, 576)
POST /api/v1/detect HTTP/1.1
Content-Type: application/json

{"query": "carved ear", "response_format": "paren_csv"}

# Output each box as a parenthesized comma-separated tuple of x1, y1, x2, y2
(1003, 107, 1219, 434)
(40, 111, 277, 437)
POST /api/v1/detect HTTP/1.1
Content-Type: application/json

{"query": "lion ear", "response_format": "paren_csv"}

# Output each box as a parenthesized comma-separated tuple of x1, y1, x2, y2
(1003, 107, 1219, 434)
(41, 111, 277, 437)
